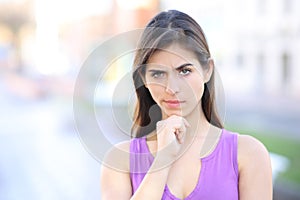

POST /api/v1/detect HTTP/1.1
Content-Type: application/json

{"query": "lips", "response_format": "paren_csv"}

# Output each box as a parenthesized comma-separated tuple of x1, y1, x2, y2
(163, 100, 185, 108)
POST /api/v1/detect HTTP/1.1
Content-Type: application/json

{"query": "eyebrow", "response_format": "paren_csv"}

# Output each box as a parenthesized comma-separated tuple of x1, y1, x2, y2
(175, 63, 193, 71)
(146, 63, 193, 72)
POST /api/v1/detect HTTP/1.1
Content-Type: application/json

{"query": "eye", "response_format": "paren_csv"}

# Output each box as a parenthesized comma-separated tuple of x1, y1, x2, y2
(179, 67, 192, 76)
(150, 70, 166, 78)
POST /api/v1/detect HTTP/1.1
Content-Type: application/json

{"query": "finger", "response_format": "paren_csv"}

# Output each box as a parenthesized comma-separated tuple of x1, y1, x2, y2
(177, 124, 187, 135)
(174, 129, 185, 143)
(182, 118, 191, 128)
(156, 121, 167, 133)
(176, 133, 183, 144)
(175, 133, 183, 144)
(172, 116, 191, 127)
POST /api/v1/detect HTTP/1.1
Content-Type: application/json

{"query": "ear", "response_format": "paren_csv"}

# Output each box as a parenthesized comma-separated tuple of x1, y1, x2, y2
(204, 58, 214, 83)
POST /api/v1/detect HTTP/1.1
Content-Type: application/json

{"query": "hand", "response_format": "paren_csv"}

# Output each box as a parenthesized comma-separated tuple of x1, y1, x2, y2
(155, 115, 190, 159)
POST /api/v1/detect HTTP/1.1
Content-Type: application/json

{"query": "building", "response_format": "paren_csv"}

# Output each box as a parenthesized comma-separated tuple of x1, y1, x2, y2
(221, 0, 300, 98)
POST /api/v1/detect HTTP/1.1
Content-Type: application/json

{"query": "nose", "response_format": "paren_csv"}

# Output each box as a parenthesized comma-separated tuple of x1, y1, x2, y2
(165, 75, 179, 95)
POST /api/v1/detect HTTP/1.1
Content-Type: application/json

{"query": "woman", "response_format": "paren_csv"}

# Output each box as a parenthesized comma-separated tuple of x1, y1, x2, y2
(101, 10, 272, 199)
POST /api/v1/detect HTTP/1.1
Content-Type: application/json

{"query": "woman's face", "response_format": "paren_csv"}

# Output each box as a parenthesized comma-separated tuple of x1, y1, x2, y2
(144, 43, 212, 119)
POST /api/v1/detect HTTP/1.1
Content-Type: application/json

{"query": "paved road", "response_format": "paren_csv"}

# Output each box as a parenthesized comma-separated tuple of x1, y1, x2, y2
(1, 85, 299, 199)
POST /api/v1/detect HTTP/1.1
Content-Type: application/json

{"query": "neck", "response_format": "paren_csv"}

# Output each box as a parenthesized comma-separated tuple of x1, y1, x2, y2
(184, 103, 211, 142)
(175, 103, 221, 159)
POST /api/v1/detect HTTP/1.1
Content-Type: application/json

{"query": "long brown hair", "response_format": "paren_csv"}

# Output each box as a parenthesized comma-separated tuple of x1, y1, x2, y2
(131, 10, 223, 138)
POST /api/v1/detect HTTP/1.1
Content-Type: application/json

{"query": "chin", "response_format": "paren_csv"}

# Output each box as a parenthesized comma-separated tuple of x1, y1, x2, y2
(162, 110, 186, 118)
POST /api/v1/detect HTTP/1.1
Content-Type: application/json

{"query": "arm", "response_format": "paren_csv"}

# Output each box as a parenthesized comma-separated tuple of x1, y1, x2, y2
(130, 115, 190, 199)
(100, 115, 189, 200)
(130, 158, 172, 199)
(101, 164, 132, 200)
(238, 135, 273, 200)
(100, 149, 172, 200)
(100, 141, 132, 200)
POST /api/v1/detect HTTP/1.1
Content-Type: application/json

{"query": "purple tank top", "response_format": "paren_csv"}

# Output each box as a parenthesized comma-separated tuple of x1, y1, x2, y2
(129, 129, 239, 199)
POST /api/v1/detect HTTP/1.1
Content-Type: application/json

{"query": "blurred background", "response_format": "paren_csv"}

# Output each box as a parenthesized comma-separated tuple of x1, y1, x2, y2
(0, 0, 299, 199)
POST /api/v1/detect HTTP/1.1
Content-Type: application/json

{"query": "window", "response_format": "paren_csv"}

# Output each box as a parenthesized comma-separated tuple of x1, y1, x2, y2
(256, 53, 265, 92)
(282, 52, 290, 84)
(257, 0, 267, 15)
(283, 0, 292, 14)
(236, 53, 244, 69)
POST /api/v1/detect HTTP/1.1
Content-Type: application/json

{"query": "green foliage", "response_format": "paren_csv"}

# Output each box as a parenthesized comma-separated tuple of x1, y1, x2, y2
(225, 124, 300, 185)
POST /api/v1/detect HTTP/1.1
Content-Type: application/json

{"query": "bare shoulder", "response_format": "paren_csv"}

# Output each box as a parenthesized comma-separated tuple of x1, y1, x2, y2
(238, 134, 269, 158)
(238, 134, 268, 151)
(237, 135, 273, 199)
(100, 140, 132, 199)
(102, 140, 131, 172)
(114, 140, 131, 152)
(237, 134, 273, 199)
(237, 134, 270, 167)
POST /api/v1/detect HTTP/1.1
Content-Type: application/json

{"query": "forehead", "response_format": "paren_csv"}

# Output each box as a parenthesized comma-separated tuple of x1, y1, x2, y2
(147, 44, 198, 67)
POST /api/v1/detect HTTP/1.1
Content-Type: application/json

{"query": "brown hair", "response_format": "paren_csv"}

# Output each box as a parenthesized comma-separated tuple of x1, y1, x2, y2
(131, 10, 223, 138)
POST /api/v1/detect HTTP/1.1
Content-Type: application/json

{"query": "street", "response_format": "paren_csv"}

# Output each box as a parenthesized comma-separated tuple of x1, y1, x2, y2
(0, 88, 101, 200)
(1, 85, 300, 199)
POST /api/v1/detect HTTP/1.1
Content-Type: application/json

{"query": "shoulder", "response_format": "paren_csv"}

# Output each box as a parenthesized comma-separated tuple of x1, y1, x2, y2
(102, 140, 131, 173)
(100, 140, 133, 199)
(237, 134, 271, 172)
(236, 134, 273, 199)
(238, 134, 269, 158)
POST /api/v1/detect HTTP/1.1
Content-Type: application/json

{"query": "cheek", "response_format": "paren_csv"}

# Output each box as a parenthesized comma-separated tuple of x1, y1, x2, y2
(190, 87, 204, 100)
(147, 84, 163, 102)
(185, 79, 205, 100)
